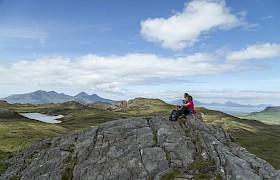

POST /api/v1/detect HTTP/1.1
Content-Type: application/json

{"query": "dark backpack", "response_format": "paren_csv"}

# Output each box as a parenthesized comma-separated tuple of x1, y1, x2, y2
(169, 110, 177, 121)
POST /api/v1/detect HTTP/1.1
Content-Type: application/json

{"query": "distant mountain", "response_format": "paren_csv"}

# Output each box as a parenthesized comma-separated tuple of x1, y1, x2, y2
(1, 90, 72, 104)
(260, 106, 280, 113)
(73, 92, 114, 104)
(170, 99, 204, 106)
(239, 106, 280, 125)
(204, 101, 271, 108)
(1, 90, 115, 104)
(170, 99, 271, 108)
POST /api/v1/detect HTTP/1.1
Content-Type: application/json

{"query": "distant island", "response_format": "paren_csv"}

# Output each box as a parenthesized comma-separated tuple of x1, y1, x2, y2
(170, 99, 272, 114)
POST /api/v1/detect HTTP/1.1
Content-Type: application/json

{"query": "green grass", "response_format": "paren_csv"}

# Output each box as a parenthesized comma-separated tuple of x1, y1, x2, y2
(1, 100, 280, 172)
(116, 98, 174, 117)
(237, 112, 280, 125)
(189, 159, 221, 180)
(161, 168, 184, 180)
(0, 117, 69, 152)
(61, 144, 78, 180)
(0, 150, 13, 174)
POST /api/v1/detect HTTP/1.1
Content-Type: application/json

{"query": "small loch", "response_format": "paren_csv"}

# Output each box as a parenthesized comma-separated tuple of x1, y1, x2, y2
(20, 113, 63, 124)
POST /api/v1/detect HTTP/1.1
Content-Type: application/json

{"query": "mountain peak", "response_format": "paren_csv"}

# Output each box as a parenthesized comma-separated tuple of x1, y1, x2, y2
(33, 90, 46, 94)
(75, 92, 89, 97)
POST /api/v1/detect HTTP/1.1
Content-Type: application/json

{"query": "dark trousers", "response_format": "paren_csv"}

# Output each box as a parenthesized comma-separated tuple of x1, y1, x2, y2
(175, 106, 191, 120)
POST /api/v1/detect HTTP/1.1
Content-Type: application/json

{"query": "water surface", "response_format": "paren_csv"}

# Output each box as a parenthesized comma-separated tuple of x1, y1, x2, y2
(202, 105, 265, 114)
(20, 113, 63, 123)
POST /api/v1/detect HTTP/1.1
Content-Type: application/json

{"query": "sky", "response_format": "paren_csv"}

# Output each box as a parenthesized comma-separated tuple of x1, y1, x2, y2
(0, 0, 280, 105)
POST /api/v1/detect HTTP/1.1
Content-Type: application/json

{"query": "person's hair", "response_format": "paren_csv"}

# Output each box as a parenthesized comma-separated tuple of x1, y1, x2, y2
(188, 96, 193, 101)
(184, 93, 189, 98)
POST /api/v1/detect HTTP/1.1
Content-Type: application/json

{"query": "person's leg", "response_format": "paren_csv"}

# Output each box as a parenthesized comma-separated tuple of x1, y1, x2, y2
(181, 106, 191, 115)
(174, 109, 181, 120)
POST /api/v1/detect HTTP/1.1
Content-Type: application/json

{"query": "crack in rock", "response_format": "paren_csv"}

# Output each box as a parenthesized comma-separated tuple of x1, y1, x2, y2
(1, 116, 280, 180)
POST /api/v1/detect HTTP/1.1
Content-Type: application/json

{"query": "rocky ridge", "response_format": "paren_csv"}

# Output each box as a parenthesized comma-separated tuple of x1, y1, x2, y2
(108, 98, 166, 111)
(1, 114, 280, 180)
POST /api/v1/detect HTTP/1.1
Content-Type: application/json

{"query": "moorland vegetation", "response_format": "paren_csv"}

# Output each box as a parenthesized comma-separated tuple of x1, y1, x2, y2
(237, 106, 280, 125)
(0, 98, 280, 174)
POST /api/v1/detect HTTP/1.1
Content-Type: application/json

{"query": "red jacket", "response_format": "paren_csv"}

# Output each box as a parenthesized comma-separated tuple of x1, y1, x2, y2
(185, 100, 195, 113)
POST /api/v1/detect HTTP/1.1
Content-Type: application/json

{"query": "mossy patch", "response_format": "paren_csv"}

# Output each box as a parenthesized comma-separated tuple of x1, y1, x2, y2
(61, 144, 78, 180)
(161, 168, 184, 180)
(9, 176, 22, 180)
(189, 159, 218, 179)
(0, 150, 13, 174)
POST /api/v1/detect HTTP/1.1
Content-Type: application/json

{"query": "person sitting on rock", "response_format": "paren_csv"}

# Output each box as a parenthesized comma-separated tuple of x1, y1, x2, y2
(175, 95, 196, 120)
(184, 95, 196, 114)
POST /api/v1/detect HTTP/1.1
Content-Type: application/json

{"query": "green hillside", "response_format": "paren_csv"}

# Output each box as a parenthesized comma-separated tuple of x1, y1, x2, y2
(0, 115, 68, 152)
(238, 111, 280, 125)
(1, 100, 280, 170)
(116, 98, 174, 117)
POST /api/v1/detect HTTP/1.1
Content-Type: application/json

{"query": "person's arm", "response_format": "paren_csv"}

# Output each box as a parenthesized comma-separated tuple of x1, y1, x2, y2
(184, 102, 191, 107)
(178, 100, 185, 108)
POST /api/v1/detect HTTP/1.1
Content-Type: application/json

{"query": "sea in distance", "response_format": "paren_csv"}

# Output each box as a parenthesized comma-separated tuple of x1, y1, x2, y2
(202, 105, 265, 115)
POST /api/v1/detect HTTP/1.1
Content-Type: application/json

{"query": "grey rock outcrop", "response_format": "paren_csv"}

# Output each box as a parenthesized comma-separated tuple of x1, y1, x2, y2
(1, 115, 280, 180)
(108, 100, 128, 111)
(0, 109, 20, 117)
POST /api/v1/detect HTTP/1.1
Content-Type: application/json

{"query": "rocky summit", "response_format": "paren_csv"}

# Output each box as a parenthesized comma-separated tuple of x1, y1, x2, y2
(1, 115, 280, 180)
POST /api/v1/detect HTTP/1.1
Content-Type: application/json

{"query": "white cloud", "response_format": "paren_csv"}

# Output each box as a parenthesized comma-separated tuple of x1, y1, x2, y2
(0, 53, 247, 94)
(91, 83, 126, 95)
(0, 45, 277, 98)
(226, 43, 280, 61)
(193, 90, 280, 105)
(140, 0, 244, 50)
(1, 52, 279, 105)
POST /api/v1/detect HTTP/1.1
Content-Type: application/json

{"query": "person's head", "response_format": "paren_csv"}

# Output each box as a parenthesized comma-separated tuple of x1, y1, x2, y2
(188, 96, 193, 102)
(184, 93, 189, 98)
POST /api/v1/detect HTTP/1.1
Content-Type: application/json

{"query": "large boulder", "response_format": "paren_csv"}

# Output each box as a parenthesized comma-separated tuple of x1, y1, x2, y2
(1, 115, 280, 180)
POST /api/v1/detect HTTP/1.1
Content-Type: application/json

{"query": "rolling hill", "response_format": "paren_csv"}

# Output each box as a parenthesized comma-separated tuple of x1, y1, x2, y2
(238, 106, 280, 125)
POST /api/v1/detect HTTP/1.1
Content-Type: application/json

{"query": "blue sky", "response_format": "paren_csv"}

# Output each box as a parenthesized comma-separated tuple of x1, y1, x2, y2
(0, 0, 280, 105)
